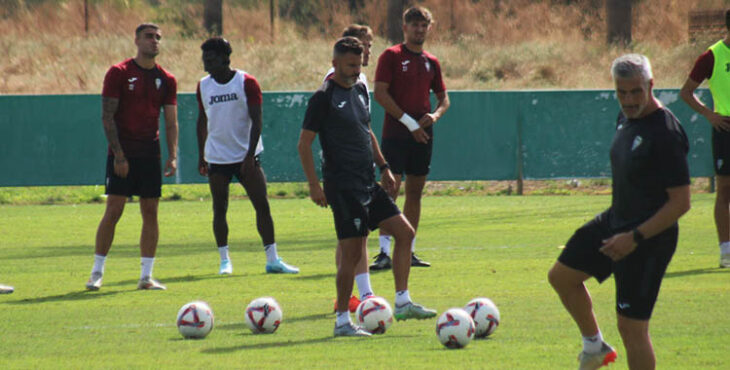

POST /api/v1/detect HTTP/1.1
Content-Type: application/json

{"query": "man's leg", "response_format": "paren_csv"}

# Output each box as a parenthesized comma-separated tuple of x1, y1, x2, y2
(715, 175, 730, 267)
(404, 175, 430, 267)
(137, 197, 165, 290)
(372, 175, 402, 270)
(208, 172, 234, 274)
(334, 237, 370, 337)
(617, 315, 654, 370)
(87, 195, 127, 290)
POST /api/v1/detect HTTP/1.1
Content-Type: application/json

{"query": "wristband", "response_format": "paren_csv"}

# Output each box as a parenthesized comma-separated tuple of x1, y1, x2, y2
(399, 113, 420, 132)
(632, 228, 645, 244)
(379, 163, 390, 173)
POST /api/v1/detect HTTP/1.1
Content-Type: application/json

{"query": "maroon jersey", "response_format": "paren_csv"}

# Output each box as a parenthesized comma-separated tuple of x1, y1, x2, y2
(375, 44, 446, 139)
(102, 58, 177, 158)
(689, 50, 714, 83)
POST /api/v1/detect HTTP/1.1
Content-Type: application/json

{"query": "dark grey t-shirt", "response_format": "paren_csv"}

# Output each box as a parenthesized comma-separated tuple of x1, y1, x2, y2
(302, 79, 374, 189)
(608, 107, 690, 229)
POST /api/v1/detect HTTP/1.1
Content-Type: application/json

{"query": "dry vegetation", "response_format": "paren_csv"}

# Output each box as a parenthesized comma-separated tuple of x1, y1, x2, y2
(1, 0, 729, 94)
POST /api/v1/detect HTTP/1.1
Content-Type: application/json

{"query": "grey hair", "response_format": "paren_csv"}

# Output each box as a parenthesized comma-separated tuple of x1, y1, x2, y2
(610, 54, 653, 82)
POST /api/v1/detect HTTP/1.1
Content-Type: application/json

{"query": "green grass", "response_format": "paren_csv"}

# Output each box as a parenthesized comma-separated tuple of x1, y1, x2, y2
(0, 194, 727, 368)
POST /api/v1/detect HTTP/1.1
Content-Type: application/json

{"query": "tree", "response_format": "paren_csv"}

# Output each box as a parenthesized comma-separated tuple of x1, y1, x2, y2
(387, 0, 408, 44)
(204, 0, 223, 36)
(606, 0, 631, 46)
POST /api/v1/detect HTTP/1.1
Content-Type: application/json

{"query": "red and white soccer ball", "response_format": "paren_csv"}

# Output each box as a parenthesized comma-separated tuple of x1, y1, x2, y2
(355, 296, 393, 334)
(245, 297, 282, 334)
(436, 308, 475, 349)
(176, 301, 214, 339)
(464, 297, 500, 338)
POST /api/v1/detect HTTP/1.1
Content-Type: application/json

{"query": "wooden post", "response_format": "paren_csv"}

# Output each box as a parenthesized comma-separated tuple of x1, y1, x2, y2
(84, 0, 89, 34)
(204, 0, 223, 36)
(606, 0, 631, 46)
(270, 0, 276, 42)
(387, 0, 406, 44)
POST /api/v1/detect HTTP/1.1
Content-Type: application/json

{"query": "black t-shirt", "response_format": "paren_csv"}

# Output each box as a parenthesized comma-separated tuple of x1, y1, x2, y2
(608, 107, 690, 229)
(302, 79, 374, 189)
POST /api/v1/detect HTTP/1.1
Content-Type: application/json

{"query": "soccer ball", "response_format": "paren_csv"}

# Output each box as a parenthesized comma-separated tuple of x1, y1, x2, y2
(245, 297, 282, 334)
(464, 297, 500, 338)
(436, 308, 475, 349)
(355, 296, 393, 334)
(176, 301, 214, 339)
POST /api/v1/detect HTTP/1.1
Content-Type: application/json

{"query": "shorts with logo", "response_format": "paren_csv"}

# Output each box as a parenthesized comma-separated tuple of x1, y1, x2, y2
(105, 155, 161, 198)
(712, 129, 730, 175)
(207, 155, 261, 183)
(324, 182, 401, 240)
(381, 137, 433, 176)
(557, 211, 677, 320)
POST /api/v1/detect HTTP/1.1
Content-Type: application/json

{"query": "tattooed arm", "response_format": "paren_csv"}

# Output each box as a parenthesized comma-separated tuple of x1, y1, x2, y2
(102, 96, 128, 178)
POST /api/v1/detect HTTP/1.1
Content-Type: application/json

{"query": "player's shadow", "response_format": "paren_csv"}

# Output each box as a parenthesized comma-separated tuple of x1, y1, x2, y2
(664, 267, 730, 278)
(3, 290, 124, 305)
(108, 273, 243, 287)
(295, 272, 335, 281)
(202, 333, 411, 353)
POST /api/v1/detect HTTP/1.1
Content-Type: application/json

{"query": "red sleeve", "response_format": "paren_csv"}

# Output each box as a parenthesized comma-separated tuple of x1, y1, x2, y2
(196, 82, 203, 111)
(375, 49, 394, 84)
(689, 50, 714, 83)
(163, 71, 177, 106)
(430, 57, 446, 93)
(244, 74, 263, 106)
(101, 66, 122, 98)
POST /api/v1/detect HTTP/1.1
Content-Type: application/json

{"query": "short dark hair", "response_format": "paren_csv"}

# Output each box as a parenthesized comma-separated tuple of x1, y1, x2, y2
(726, 9, 730, 30)
(201, 37, 232, 56)
(403, 6, 432, 25)
(333, 36, 363, 57)
(342, 24, 372, 40)
(135, 23, 159, 37)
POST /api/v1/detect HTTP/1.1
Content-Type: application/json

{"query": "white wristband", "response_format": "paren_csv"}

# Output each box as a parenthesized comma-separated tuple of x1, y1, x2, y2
(399, 113, 420, 132)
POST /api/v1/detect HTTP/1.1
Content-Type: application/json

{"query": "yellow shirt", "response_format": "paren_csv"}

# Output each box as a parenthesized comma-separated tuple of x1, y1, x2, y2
(709, 40, 730, 115)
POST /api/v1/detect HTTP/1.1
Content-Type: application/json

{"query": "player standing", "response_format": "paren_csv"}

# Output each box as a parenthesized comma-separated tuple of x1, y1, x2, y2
(196, 37, 298, 275)
(298, 37, 437, 337)
(85, 23, 178, 291)
(372, 6, 450, 270)
(680, 9, 730, 268)
(549, 54, 691, 370)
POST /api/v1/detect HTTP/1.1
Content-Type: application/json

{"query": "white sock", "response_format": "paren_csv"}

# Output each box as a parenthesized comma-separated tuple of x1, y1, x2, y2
(218, 245, 230, 261)
(92, 254, 106, 275)
(335, 311, 351, 326)
(411, 237, 416, 253)
(140, 257, 155, 279)
(355, 273, 373, 300)
(582, 331, 604, 354)
(720, 241, 730, 254)
(379, 235, 391, 255)
(264, 243, 279, 263)
(395, 289, 411, 307)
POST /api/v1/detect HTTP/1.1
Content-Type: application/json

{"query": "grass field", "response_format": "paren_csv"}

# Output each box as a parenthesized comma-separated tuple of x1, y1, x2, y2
(1, 194, 728, 369)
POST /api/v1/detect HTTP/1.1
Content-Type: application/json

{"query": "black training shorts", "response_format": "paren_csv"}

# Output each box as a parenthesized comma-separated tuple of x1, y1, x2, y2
(558, 211, 677, 320)
(712, 129, 730, 175)
(207, 156, 261, 183)
(105, 155, 161, 198)
(324, 182, 401, 240)
(381, 137, 433, 176)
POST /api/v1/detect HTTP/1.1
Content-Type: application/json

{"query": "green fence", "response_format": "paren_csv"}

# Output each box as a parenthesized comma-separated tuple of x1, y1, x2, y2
(0, 89, 715, 187)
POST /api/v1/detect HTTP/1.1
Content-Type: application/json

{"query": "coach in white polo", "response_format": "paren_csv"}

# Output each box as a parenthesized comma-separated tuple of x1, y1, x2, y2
(196, 37, 298, 275)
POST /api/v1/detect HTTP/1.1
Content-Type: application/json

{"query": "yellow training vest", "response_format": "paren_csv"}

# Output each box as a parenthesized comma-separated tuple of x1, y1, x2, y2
(709, 40, 730, 115)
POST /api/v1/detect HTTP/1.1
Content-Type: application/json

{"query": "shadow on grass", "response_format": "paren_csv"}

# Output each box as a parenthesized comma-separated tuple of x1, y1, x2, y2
(295, 272, 335, 281)
(664, 267, 730, 278)
(202, 333, 416, 353)
(3, 290, 125, 305)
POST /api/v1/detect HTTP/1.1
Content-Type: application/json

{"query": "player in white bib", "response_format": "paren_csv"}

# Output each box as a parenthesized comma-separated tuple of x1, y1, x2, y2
(196, 37, 299, 275)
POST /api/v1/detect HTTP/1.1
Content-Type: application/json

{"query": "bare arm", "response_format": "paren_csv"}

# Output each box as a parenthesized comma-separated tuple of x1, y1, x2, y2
(241, 103, 263, 176)
(374, 81, 429, 143)
(101, 97, 128, 178)
(370, 127, 395, 196)
(163, 104, 178, 177)
(297, 129, 327, 207)
(680, 77, 730, 131)
(420, 91, 450, 127)
(600, 185, 691, 261)
(196, 105, 208, 176)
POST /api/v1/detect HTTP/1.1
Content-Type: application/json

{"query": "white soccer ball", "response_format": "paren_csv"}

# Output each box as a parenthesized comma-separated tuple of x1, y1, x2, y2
(355, 296, 393, 334)
(245, 297, 282, 334)
(464, 297, 500, 338)
(176, 301, 214, 339)
(436, 308, 475, 349)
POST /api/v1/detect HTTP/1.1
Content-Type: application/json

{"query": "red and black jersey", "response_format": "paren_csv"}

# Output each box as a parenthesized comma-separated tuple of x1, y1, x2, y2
(375, 44, 446, 139)
(102, 58, 177, 158)
(689, 50, 714, 83)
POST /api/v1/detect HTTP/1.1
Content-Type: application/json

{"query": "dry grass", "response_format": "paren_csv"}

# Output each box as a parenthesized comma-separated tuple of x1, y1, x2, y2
(1, 0, 728, 94)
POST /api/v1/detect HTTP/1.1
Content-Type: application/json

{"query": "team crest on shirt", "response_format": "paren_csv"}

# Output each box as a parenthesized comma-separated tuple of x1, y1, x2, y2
(631, 136, 643, 151)
(424, 60, 431, 72)
(401, 60, 410, 72)
(155, 78, 162, 90)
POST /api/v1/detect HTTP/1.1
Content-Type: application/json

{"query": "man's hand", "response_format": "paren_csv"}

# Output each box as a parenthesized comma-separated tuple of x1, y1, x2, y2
(114, 156, 129, 178)
(411, 128, 430, 144)
(599, 232, 637, 261)
(198, 157, 208, 176)
(241, 155, 256, 178)
(381, 169, 396, 197)
(308, 182, 327, 208)
(706, 112, 730, 132)
(164, 157, 177, 177)
(418, 113, 437, 129)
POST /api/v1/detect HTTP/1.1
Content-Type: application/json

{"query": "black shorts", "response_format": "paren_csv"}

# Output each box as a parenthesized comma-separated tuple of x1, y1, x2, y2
(712, 129, 730, 175)
(381, 137, 433, 176)
(105, 155, 161, 198)
(208, 156, 261, 183)
(324, 182, 401, 240)
(558, 211, 677, 320)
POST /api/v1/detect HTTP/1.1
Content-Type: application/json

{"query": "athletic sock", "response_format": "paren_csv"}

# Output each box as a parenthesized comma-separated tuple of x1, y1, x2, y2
(582, 331, 604, 354)
(140, 257, 155, 279)
(411, 237, 417, 253)
(218, 245, 230, 261)
(92, 254, 106, 275)
(335, 311, 351, 327)
(264, 243, 279, 263)
(355, 273, 373, 300)
(720, 241, 730, 254)
(395, 289, 411, 307)
(379, 235, 391, 255)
